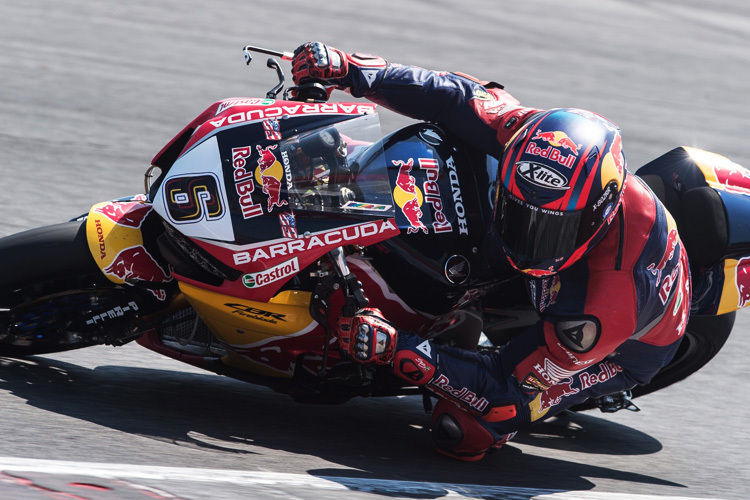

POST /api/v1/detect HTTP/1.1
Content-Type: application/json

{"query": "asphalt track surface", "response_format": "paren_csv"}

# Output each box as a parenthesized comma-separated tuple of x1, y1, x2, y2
(1, 1, 749, 499)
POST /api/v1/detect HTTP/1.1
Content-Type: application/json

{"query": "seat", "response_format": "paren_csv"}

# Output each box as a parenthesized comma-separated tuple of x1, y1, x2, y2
(639, 174, 728, 269)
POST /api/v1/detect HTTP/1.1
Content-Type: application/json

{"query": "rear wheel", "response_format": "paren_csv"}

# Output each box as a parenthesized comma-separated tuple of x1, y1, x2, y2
(568, 311, 735, 412)
(630, 312, 734, 398)
(0, 220, 164, 357)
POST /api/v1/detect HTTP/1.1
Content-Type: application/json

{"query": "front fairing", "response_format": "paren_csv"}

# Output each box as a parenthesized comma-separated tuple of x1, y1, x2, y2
(151, 109, 405, 302)
(151, 112, 395, 245)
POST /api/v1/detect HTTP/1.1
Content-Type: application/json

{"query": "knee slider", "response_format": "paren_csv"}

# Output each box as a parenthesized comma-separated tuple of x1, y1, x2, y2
(430, 399, 495, 462)
(432, 413, 464, 450)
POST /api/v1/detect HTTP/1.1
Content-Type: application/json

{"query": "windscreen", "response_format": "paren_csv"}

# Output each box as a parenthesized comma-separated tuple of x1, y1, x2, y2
(280, 114, 395, 218)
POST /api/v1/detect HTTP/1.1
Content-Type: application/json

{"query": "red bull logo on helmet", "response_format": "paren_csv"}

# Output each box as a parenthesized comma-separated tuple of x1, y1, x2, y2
(527, 129, 581, 168)
(610, 132, 625, 176)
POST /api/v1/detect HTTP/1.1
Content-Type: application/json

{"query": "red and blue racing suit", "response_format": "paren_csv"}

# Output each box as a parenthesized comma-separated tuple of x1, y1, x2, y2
(341, 55, 691, 455)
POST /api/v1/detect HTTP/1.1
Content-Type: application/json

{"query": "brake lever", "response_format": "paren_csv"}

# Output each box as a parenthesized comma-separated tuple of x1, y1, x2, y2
(243, 44, 294, 63)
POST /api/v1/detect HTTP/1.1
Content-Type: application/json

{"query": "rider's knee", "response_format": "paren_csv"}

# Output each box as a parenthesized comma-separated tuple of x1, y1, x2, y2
(430, 399, 498, 461)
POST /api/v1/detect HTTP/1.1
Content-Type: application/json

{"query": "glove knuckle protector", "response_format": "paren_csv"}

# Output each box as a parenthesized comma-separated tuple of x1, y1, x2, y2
(337, 308, 397, 365)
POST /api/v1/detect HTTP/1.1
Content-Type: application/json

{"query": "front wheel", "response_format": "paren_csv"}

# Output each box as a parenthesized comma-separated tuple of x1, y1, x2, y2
(0, 220, 166, 357)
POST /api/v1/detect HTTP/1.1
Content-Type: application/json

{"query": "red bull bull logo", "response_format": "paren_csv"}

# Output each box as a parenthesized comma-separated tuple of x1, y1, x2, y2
(735, 256, 750, 308)
(538, 275, 561, 313)
(103, 245, 172, 284)
(419, 158, 452, 233)
(255, 145, 288, 212)
(392, 158, 456, 235)
(94, 202, 153, 228)
(392, 159, 428, 234)
(610, 133, 625, 176)
(528, 129, 581, 169)
(538, 376, 580, 414)
(712, 163, 750, 195)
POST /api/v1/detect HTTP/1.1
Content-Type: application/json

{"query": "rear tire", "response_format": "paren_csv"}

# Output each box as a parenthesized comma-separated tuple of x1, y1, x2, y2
(567, 311, 734, 412)
(630, 312, 734, 398)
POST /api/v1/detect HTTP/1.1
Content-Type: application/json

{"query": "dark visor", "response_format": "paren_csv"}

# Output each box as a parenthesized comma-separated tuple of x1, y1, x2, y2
(496, 190, 583, 262)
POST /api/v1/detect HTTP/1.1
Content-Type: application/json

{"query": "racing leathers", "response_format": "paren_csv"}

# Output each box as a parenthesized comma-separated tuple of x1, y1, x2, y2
(336, 54, 691, 460)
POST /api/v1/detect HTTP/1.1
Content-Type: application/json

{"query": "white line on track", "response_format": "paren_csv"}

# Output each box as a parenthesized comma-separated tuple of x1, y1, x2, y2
(0, 457, 720, 500)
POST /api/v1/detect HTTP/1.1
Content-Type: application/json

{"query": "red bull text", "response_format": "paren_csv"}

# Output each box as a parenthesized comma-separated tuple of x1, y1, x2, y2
(232, 145, 264, 219)
(429, 374, 489, 412)
(529, 129, 581, 168)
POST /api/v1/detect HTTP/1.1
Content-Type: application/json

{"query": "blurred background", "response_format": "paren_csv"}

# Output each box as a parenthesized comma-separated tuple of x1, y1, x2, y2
(1, 0, 749, 236)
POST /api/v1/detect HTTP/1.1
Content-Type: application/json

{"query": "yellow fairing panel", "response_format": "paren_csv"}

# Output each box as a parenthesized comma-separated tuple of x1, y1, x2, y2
(716, 257, 750, 315)
(87, 201, 146, 284)
(178, 282, 315, 345)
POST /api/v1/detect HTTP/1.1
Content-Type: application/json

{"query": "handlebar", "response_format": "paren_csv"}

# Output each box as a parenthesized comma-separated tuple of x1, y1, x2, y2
(243, 45, 294, 64)
(243, 44, 331, 103)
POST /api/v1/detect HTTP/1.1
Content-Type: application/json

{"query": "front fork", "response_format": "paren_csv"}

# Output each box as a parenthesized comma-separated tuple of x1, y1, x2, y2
(309, 247, 370, 375)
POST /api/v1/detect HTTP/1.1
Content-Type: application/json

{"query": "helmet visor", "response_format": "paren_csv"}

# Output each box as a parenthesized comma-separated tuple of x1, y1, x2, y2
(496, 190, 583, 263)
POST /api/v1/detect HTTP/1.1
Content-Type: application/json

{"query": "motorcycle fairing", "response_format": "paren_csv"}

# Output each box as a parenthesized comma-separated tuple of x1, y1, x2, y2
(361, 124, 502, 314)
(86, 197, 173, 301)
(152, 112, 403, 302)
(182, 217, 400, 302)
(638, 146, 750, 314)
(150, 97, 378, 174)
(177, 282, 319, 377)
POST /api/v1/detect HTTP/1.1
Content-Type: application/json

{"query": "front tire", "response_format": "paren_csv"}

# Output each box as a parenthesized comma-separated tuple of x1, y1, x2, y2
(0, 220, 160, 357)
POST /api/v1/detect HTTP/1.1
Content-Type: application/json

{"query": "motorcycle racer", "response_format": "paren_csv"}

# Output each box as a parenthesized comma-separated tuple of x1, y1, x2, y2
(292, 42, 691, 461)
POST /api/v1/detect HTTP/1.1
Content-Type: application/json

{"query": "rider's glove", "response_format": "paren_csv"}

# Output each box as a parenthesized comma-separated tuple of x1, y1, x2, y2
(292, 42, 349, 85)
(337, 308, 397, 365)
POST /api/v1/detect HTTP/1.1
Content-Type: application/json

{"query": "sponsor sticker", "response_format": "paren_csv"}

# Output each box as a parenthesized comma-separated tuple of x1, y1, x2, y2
(242, 257, 299, 288)
(555, 316, 601, 353)
(515, 161, 570, 190)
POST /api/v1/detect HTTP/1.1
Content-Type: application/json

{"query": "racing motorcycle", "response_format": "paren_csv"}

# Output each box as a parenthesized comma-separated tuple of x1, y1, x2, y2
(0, 46, 745, 412)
